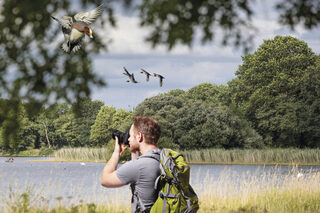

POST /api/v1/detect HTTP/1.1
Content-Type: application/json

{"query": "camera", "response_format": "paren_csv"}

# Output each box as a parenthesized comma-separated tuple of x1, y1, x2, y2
(112, 130, 130, 146)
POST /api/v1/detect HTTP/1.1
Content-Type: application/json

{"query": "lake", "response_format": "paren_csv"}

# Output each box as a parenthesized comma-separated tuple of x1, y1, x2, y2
(1, 157, 320, 208)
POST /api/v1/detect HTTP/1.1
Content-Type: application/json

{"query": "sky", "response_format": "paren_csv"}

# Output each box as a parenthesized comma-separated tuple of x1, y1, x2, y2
(85, 1, 320, 111)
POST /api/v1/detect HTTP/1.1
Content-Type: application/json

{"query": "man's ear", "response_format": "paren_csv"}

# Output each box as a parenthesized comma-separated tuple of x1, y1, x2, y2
(138, 132, 143, 142)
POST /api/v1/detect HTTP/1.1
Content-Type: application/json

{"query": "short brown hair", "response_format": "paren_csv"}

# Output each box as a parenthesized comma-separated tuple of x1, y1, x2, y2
(132, 116, 161, 145)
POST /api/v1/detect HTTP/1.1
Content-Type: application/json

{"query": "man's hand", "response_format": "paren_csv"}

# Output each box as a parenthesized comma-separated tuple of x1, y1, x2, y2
(114, 136, 127, 156)
(101, 136, 126, 188)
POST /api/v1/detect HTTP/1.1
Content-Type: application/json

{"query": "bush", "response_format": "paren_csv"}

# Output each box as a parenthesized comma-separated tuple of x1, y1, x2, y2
(17, 149, 40, 156)
(39, 147, 55, 156)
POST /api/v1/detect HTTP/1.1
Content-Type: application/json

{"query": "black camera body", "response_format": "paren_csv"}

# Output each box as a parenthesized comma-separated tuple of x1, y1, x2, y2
(112, 130, 130, 146)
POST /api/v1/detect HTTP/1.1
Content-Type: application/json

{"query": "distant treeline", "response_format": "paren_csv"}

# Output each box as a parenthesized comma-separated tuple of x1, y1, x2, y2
(1, 35, 320, 153)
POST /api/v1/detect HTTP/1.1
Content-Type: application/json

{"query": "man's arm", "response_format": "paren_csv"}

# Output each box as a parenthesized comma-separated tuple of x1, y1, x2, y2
(101, 138, 125, 188)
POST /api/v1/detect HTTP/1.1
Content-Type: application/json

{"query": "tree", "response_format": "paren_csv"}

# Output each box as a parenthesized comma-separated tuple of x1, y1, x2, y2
(185, 82, 230, 106)
(0, 0, 113, 143)
(70, 98, 104, 146)
(229, 35, 318, 147)
(134, 92, 263, 149)
(134, 0, 320, 52)
(90, 106, 116, 146)
(0, 101, 30, 152)
(298, 55, 320, 147)
(90, 106, 132, 147)
(109, 109, 133, 132)
(135, 94, 185, 116)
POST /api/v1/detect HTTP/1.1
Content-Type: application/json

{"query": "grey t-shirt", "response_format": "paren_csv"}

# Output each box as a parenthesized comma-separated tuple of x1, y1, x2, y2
(117, 149, 161, 212)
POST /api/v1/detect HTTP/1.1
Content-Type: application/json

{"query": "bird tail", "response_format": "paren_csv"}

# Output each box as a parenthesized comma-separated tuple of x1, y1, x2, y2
(62, 42, 70, 53)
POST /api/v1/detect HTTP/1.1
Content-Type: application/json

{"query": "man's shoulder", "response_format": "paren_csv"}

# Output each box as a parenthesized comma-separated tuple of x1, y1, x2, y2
(138, 148, 161, 161)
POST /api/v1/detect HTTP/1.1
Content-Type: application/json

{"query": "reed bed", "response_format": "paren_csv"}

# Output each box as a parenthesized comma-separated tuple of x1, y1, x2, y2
(1, 167, 319, 213)
(52, 147, 320, 165)
(53, 147, 111, 162)
(181, 148, 320, 165)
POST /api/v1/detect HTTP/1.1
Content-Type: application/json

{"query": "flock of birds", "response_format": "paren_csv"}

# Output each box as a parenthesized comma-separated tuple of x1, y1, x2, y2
(123, 67, 165, 87)
(51, 5, 166, 87)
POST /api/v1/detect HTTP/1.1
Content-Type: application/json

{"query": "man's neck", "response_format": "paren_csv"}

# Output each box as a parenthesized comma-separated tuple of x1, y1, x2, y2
(140, 143, 158, 155)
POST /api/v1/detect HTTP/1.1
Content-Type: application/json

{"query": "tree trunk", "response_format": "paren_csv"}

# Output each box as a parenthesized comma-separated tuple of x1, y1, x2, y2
(42, 122, 52, 148)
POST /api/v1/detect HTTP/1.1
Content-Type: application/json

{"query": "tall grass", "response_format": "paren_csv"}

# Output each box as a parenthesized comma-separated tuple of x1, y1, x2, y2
(53, 147, 111, 162)
(52, 147, 320, 165)
(181, 148, 320, 165)
(1, 168, 320, 212)
(197, 167, 320, 212)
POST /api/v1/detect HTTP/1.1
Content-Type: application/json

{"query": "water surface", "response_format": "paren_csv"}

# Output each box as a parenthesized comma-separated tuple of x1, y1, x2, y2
(1, 157, 319, 208)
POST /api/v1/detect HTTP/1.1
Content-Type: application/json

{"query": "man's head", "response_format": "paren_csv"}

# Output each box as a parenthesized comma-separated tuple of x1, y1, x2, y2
(128, 116, 161, 151)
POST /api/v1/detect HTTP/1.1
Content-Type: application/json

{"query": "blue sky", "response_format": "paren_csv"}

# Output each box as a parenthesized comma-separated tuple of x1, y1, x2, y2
(85, 1, 320, 111)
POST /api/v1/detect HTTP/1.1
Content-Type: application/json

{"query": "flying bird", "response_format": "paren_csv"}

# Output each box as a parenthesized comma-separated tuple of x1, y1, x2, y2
(140, 69, 152, 82)
(51, 4, 104, 53)
(154, 73, 165, 87)
(123, 67, 138, 83)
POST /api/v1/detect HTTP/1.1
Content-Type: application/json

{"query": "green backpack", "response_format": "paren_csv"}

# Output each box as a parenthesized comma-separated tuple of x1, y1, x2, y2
(150, 148, 199, 213)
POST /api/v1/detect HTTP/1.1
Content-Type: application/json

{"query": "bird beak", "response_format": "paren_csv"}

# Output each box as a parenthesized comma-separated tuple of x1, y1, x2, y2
(89, 35, 94, 39)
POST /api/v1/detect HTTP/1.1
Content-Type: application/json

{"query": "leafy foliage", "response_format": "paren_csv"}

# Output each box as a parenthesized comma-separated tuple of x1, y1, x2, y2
(229, 35, 319, 147)
(133, 0, 320, 52)
(0, 0, 114, 144)
(1, 31, 320, 153)
(1, 0, 320, 146)
(0, 98, 108, 152)
(135, 89, 263, 150)
(90, 106, 132, 147)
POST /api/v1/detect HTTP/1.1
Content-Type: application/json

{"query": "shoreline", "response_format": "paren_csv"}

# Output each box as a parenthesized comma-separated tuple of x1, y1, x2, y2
(24, 159, 320, 166)
(2, 147, 320, 166)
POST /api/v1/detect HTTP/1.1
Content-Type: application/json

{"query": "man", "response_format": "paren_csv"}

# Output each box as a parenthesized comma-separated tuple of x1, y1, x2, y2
(101, 115, 161, 213)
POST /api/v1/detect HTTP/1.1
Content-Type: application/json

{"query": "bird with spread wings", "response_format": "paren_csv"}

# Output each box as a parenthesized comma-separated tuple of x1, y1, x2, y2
(154, 73, 165, 87)
(140, 69, 152, 82)
(51, 4, 104, 53)
(123, 67, 139, 83)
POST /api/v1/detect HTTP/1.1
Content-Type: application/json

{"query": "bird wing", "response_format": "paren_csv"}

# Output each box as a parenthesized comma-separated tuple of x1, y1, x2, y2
(131, 74, 138, 83)
(141, 69, 151, 75)
(153, 73, 164, 86)
(61, 42, 69, 53)
(123, 67, 131, 76)
(51, 15, 73, 30)
(71, 41, 83, 53)
(62, 27, 71, 41)
(74, 4, 104, 25)
(154, 73, 164, 78)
